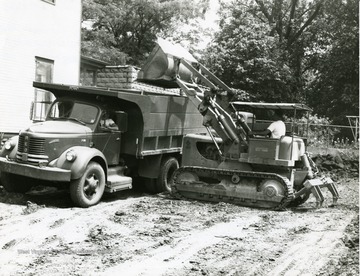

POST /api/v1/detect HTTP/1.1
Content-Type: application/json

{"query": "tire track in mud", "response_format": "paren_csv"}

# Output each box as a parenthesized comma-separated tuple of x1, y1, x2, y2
(0, 178, 358, 276)
(266, 215, 354, 276)
(0, 194, 152, 275)
(0, 204, 76, 272)
(99, 196, 356, 276)
(100, 214, 261, 276)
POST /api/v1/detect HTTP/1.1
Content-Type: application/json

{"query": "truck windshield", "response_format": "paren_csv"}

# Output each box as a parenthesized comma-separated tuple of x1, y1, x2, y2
(47, 101, 99, 125)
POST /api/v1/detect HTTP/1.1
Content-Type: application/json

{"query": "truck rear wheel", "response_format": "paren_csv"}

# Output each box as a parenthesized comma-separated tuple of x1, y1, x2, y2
(70, 162, 105, 208)
(0, 172, 33, 193)
(156, 157, 179, 193)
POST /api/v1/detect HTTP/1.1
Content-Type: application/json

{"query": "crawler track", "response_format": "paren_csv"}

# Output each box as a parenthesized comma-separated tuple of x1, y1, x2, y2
(171, 166, 294, 210)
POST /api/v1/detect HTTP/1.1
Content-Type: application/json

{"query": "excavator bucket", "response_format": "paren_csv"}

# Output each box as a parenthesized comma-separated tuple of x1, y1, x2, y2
(137, 38, 198, 88)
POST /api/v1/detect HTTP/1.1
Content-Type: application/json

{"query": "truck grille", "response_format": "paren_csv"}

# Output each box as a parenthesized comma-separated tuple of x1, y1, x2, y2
(16, 135, 48, 165)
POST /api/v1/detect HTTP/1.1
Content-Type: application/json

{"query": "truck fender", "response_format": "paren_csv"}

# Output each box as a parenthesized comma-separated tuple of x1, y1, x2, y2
(51, 146, 107, 180)
(0, 136, 19, 159)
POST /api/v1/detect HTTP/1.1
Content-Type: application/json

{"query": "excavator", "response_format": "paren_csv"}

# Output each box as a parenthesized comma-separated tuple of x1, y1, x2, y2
(138, 38, 339, 209)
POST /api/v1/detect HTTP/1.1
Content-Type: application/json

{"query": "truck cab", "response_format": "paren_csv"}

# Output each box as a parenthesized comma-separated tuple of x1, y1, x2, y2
(0, 92, 130, 206)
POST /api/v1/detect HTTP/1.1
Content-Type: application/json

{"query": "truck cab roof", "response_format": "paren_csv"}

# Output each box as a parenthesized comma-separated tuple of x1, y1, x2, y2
(232, 102, 312, 112)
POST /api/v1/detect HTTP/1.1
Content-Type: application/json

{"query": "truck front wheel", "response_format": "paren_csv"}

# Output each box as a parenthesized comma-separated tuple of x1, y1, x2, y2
(0, 172, 33, 193)
(156, 157, 179, 193)
(70, 162, 105, 208)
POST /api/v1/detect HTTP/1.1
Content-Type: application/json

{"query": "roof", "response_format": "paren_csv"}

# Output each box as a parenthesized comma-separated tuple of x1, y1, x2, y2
(33, 81, 121, 98)
(80, 56, 109, 68)
(232, 102, 312, 112)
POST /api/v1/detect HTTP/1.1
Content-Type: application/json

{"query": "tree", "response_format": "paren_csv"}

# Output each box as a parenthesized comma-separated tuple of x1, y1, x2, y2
(202, 0, 331, 103)
(82, 0, 209, 65)
(203, 1, 292, 102)
(306, 0, 359, 125)
(252, 0, 326, 47)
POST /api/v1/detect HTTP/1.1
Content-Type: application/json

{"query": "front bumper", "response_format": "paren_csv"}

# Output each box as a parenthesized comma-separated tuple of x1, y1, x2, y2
(0, 157, 71, 182)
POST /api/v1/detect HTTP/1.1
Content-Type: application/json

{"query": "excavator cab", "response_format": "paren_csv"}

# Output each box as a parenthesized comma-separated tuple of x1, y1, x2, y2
(138, 38, 339, 209)
(232, 102, 310, 164)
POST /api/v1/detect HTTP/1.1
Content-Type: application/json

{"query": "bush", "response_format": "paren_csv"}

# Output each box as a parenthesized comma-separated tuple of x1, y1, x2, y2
(294, 114, 358, 149)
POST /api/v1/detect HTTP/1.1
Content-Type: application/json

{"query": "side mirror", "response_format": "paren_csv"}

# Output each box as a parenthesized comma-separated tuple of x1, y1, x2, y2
(115, 111, 128, 132)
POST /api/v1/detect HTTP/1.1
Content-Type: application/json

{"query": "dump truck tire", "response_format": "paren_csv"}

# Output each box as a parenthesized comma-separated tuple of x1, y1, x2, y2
(156, 157, 179, 193)
(0, 172, 33, 193)
(70, 162, 105, 208)
(144, 178, 157, 193)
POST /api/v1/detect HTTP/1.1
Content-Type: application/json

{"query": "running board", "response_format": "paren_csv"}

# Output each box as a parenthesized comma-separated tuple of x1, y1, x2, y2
(105, 167, 132, 193)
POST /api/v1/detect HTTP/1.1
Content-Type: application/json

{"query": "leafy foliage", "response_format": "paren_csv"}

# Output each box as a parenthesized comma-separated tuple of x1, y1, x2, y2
(297, 114, 333, 146)
(201, 0, 328, 103)
(202, 7, 295, 102)
(82, 0, 209, 65)
(306, 0, 359, 125)
(201, 0, 358, 126)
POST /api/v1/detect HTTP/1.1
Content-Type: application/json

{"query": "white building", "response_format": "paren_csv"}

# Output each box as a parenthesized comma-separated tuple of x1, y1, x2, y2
(0, 0, 82, 135)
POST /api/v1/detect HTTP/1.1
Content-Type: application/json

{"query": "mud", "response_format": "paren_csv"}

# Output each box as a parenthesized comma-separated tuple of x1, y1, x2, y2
(0, 177, 358, 276)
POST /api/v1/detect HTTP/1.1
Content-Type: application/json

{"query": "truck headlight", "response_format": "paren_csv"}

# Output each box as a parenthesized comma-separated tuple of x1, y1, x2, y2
(65, 150, 77, 162)
(4, 140, 15, 151)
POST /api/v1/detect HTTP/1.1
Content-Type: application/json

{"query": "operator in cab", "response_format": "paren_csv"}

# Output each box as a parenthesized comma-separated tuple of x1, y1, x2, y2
(251, 109, 286, 139)
(100, 111, 119, 131)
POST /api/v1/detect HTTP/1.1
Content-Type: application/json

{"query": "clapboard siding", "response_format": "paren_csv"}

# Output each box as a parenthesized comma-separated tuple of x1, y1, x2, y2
(0, 0, 81, 134)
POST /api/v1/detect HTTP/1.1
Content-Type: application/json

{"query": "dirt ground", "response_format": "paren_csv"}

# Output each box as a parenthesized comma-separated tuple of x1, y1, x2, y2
(0, 174, 358, 276)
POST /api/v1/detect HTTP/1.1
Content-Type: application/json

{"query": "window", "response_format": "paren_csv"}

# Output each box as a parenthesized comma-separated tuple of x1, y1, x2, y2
(48, 101, 99, 125)
(33, 57, 54, 121)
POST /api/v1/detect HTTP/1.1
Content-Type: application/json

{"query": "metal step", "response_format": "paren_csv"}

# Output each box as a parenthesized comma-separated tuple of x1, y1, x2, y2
(105, 167, 132, 193)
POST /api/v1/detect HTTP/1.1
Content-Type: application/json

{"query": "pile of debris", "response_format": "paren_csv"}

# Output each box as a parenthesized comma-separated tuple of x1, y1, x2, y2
(312, 150, 359, 180)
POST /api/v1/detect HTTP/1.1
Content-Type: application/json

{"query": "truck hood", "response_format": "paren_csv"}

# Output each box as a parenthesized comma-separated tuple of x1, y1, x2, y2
(24, 121, 92, 134)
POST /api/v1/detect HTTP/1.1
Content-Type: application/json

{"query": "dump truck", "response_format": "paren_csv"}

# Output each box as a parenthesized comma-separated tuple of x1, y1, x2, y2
(137, 38, 339, 209)
(0, 81, 206, 207)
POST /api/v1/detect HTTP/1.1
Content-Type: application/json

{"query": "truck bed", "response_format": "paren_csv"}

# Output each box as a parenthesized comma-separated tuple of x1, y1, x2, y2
(33, 82, 206, 157)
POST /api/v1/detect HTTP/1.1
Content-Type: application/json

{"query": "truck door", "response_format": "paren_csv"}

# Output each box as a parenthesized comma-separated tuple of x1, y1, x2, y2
(92, 111, 121, 165)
